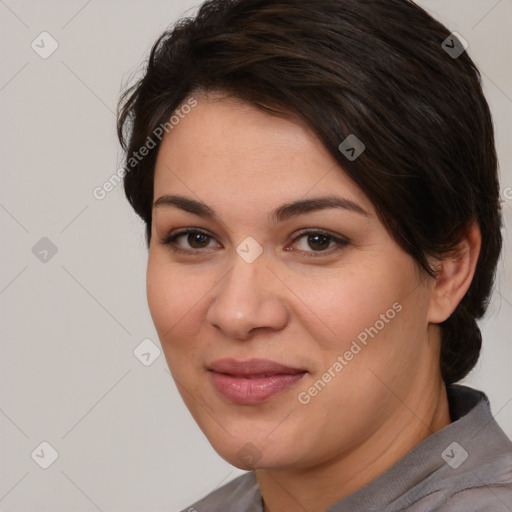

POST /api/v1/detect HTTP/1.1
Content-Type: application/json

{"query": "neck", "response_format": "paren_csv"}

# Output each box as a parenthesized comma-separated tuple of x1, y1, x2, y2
(256, 377, 451, 512)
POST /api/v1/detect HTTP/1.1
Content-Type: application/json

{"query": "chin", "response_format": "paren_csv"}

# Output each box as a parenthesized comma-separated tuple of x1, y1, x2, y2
(208, 433, 299, 471)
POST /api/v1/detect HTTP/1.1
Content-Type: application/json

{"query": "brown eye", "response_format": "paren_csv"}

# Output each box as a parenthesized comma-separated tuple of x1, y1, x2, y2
(290, 230, 349, 257)
(305, 234, 331, 251)
(160, 229, 220, 253)
(186, 232, 211, 248)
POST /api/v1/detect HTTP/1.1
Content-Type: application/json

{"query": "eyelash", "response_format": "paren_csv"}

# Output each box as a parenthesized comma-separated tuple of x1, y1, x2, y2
(159, 228, 349, 258)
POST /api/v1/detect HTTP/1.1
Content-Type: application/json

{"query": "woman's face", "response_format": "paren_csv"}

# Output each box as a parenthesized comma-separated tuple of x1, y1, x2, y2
(147, 93, 438, 470)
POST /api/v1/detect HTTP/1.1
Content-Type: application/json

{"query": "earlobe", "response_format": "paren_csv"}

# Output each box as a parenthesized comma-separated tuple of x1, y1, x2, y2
(427, 221, 482, 324)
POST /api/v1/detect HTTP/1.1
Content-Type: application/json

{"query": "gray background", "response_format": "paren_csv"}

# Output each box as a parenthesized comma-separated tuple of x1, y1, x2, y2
(1, 1, 511, 511)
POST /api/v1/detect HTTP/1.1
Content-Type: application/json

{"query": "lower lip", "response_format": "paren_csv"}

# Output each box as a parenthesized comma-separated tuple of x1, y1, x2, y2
(209, 371, 306, 404)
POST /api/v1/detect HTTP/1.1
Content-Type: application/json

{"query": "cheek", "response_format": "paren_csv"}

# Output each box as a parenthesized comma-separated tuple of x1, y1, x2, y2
(311, 275, 430, 395)
(289, 268, 400, 351)
(292, 284, 430, 442)
(146, 253, 208, 355)
(293, 258, 429, 369)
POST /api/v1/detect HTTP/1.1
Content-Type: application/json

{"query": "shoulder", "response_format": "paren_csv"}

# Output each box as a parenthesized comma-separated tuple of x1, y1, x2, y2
(391, 436, 512, 512)
(440, 481, 512, 512)
(411, 386, 512, 511)
(386, 386, 512, 512)
(439, 447, 512, 510)
(180, 472, 261, 512)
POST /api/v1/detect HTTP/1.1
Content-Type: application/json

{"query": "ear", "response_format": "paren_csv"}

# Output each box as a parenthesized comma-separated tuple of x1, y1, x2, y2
(427, 220, 481, 324)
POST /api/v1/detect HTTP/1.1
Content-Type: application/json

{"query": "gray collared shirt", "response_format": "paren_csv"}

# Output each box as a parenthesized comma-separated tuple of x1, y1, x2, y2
(182, 385, 512, 511)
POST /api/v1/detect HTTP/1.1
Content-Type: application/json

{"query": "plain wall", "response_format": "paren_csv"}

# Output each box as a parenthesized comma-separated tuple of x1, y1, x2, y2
(1, 1, 511, 510)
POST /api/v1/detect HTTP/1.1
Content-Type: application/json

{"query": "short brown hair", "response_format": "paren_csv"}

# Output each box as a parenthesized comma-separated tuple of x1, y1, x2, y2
(117, 0, 503, 385)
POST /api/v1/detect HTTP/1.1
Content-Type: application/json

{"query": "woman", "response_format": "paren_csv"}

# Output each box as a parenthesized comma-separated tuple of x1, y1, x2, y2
(116, 0, 512, 510)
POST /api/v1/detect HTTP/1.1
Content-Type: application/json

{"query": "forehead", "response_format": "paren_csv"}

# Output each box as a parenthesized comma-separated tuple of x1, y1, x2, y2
(153, 93, 374, 217)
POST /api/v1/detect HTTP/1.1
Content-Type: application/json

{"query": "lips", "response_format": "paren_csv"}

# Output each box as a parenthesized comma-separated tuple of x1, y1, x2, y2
(208, 358, 305, 376)
(208, 358, 307, 404)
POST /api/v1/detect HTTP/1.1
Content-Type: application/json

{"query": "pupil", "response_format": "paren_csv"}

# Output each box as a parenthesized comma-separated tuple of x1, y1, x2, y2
(309, 234, 329, 250)
(189, 233, 208, 248)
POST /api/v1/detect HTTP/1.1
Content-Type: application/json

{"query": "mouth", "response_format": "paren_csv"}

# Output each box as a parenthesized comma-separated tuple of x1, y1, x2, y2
(207, 358, 307, 404)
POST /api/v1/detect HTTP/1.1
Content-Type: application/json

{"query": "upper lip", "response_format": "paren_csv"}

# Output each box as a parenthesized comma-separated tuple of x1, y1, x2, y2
(208, 358, 306, 377)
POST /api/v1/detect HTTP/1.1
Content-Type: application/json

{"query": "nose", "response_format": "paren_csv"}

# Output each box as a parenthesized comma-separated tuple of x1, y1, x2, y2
(206, 251, 289, 341)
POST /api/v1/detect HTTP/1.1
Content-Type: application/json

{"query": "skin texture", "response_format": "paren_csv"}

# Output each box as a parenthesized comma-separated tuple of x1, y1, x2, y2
(147, 93, 481, 512)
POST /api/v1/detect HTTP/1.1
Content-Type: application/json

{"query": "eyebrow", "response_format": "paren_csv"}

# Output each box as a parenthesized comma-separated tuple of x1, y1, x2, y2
(153, 194, 370, 222)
